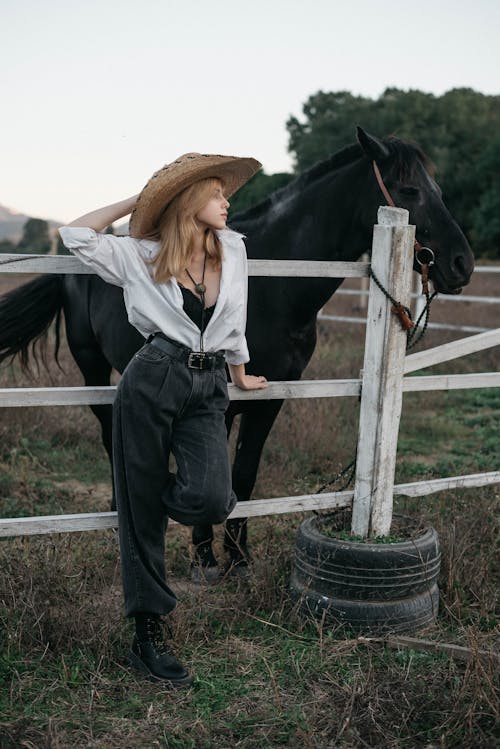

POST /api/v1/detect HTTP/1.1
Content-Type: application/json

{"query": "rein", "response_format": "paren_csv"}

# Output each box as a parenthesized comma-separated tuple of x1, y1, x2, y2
(372, 160, 437, 346)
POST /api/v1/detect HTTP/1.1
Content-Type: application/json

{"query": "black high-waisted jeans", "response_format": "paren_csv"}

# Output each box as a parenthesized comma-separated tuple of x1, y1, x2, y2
(112, 338, 237, 617)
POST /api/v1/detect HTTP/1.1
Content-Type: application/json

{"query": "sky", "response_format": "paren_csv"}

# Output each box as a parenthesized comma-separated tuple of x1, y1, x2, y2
(1, 0, 499, 223)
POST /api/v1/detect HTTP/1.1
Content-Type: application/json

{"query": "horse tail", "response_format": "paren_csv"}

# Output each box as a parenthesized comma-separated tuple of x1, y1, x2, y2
(0, 275, 64, 373)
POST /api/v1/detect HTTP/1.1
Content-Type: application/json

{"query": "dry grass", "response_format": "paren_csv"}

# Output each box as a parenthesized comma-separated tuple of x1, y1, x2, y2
(0, 269, 498, 748)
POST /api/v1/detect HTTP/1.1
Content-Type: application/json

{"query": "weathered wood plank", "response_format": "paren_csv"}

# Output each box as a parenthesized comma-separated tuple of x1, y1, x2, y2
(319, 313, 490, 335)
(336, 288, 500, 304)
(1, 372, 497, 408)
(0, 492, 352, 537)
(403, 372, 500, 392)
(0, 380, 362, 407)
(249, 260, 370, 277)
(0, 471, 497, 538)
(0, 254, 91, 274)
(0, 254, 369, 278)
(227, 379, 361, 400)
(0, 512, 119, 536)
(404, 328, 500, 374)
(352, 207, 415, 537)
(0, 386, 117, 407)
(364, 635, 500, 664)
(393, 470, 500, 496)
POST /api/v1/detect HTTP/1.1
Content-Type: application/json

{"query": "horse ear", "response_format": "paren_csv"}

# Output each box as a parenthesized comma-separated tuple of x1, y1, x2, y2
(356, 126, 390, 161)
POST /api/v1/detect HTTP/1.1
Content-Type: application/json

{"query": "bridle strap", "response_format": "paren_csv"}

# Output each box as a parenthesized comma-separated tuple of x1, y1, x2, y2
(372, 160, 431, 257)
(373, 160, 396, 208)
(372, 160, 436, 295)
(370, 161, 438, 342)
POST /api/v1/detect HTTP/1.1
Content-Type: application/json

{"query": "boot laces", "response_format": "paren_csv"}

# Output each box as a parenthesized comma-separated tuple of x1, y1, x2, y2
(145, 617, 173, 655)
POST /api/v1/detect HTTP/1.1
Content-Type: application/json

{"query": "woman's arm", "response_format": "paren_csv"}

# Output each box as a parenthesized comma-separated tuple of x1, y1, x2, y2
(67, 194, 139, 232)
(228, 363, 267, 391)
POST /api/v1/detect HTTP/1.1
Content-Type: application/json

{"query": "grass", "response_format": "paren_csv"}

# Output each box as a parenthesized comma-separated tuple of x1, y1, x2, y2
(320, 528, 410, 543)
(0, 279, 498, 747)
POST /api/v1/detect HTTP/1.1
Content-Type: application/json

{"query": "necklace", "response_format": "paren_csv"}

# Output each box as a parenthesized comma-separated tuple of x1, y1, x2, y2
(185, 251, 207, 298)
(185, 251, 208, 352)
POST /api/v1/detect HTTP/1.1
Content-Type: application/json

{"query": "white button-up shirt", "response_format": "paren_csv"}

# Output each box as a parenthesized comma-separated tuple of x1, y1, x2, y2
(58, 226, 250, 365)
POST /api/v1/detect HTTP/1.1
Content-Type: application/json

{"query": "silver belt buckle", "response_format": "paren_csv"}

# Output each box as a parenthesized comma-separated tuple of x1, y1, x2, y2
(188, 352, 207, 369)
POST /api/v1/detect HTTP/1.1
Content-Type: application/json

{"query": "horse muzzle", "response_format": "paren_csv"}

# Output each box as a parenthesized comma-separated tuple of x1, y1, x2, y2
(428, 263, 471, 295)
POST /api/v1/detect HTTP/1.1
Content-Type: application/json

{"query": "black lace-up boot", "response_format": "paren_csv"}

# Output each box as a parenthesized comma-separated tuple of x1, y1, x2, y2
(129, 614, 193, 687)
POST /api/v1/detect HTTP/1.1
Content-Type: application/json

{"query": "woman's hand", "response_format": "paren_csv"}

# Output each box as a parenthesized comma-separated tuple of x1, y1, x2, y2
(228, 363, 268, 390)
(233, 374, 268, 391)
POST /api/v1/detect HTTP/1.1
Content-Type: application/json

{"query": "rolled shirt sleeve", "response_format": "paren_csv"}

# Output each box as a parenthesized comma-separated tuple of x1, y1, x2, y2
(58, 227, 142, 287)
(225, 335, 250, 366)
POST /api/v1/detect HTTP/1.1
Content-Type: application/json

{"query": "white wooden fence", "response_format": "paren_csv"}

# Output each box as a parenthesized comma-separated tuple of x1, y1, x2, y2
(0, 206, 499, 538)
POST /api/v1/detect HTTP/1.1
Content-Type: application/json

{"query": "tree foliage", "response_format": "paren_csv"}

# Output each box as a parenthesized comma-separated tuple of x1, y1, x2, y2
(286, 87, 500, 257)
(0, 239, 16, 253)
(229, 171, 295, 217)
(17, 218, 51, 254)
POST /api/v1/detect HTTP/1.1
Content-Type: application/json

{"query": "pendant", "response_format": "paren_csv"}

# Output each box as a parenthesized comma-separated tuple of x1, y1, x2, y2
(194, 283, 206, 294)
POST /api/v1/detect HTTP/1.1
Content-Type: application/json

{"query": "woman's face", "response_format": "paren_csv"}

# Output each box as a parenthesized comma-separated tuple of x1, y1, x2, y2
(196, 183, 230, 230)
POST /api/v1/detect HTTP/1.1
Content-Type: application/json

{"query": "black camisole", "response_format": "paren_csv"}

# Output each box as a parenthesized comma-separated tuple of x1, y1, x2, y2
(179, 284, 216, 332)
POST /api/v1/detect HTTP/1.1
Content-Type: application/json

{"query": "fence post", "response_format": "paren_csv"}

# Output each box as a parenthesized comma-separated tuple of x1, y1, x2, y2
(359, 253, 369, 309)
(351, 206, 415, 537)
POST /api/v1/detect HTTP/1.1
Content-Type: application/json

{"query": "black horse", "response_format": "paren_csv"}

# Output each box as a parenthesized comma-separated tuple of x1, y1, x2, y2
(0, 128, 474, 571)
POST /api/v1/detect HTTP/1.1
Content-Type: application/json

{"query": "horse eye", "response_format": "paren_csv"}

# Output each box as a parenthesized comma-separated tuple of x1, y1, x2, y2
(400, 186, 420, 197)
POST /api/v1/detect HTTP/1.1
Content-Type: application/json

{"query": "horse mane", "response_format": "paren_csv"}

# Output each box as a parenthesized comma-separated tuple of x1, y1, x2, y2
(232, 136, 434, 223)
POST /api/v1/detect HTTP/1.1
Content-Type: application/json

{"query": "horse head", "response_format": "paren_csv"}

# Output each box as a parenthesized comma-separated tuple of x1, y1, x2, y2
(356, 127, 474, 294)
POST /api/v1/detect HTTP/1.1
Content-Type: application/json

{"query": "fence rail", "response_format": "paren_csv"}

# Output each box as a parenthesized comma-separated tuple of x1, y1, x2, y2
(1, 372, 499, 408)
(1, 212, 498, 538)
(319, 313, 491, 335)
(0, 254, 370, 278)
(1, 471, 498, 538)
(333, 288, 500, 304)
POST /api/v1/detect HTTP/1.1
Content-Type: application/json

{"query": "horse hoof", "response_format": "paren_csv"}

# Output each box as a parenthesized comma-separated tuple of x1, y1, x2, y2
(190, 562, 221, 585)
(224, 560, 252, 580)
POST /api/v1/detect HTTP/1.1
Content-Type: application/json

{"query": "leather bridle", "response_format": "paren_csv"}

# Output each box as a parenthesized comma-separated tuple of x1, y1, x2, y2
(373, 160, 435, 293)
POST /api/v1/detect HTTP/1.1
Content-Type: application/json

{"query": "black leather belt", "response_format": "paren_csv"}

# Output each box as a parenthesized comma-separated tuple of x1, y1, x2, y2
(147, 333, 226, 371)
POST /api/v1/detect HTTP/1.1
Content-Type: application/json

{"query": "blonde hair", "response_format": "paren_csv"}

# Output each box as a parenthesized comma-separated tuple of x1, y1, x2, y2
(142, 177, 224, 283)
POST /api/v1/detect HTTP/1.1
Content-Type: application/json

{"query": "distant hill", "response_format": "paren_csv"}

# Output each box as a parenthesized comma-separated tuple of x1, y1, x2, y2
(0, 203, 63, 242)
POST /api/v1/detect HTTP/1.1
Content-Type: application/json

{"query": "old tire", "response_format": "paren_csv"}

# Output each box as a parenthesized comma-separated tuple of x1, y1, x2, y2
(293, 516, 440, 601)
(290, 516, 440, 634)
(291, 579, 439, 633)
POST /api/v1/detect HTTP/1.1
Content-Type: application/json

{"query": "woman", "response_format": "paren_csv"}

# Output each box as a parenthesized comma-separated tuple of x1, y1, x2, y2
(59, 153, 267, 687)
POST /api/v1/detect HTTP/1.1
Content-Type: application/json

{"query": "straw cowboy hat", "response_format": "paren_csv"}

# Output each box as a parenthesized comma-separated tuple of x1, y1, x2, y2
(129, 152, 262, 237)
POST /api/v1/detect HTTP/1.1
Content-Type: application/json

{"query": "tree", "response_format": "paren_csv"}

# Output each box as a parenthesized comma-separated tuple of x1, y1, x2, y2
(17, 218, 51, 254)
(0, 239, 16, 254)
(229, 171, 295, 217)
(471, 135, 500, 255)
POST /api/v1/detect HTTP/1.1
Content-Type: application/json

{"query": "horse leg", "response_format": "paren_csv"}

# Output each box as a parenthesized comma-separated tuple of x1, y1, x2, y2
(224, 400, 284, 568)
(71, 343, 115, 507)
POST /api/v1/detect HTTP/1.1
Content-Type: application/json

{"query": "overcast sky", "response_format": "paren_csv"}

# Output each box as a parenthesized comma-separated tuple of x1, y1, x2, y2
(2, 0, 499, 223)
